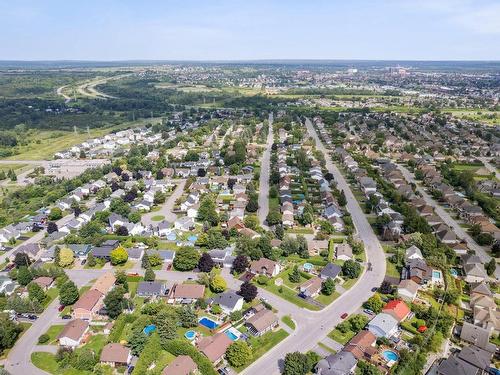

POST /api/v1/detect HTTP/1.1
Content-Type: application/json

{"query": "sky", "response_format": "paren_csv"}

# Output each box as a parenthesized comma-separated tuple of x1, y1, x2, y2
(0, 0, 499, 61)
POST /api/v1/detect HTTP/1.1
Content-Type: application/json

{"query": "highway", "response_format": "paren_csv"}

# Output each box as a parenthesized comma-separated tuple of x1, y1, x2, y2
(257, 113, 274, 228)
(240, 119, 386, 374)
(396, 163, 499, 280)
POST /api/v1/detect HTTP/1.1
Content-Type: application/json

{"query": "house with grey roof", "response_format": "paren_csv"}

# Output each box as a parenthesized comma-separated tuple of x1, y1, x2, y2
(367, 313, 399, 338)
(459, 322, 496, 353)
(209, 290, 244, 314)
(320, 263, 341, 280)
(315, 351, 357, 375)
(137, 281, 167, 298)
(207, 247, 235, 268)
(437, 345, 493, 375)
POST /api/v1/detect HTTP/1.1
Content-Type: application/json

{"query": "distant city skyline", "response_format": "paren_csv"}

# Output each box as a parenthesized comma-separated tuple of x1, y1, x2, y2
(1, 0, 499, 61)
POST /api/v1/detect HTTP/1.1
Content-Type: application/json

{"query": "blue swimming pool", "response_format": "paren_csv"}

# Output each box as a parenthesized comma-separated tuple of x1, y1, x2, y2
(303, 263, 313, 272)
(184, 330, 196, 340)
(382, 350, 399, 362)
(225, 330, 238, 341)
(199, 317, 219, 330)
(432, 270, 442, 278)
(450, 269, 458, 277)
(143, 324, 156, 335)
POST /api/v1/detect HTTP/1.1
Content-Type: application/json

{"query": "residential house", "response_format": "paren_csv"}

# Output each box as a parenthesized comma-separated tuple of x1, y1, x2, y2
(58, 319, 89, 348)
(250, 258, 281, 278)
(197, 332, 232, 364)
(307, 240, 329, 256)
(169, 283, 205, 304)
(320, 263, 341, 280)
(161, 355, 199, 375)
(299, 276, 322, 298)
(207, 247, 235, 268)
(100, 343, 131, 368)
(367, 313, 399, 338)
(437, 345, 493, 375)
(209, 290, 244, 315)
(315, 351, 358, 375)
(382, 300, 411, 322)
(460, 322, 496, 353)
(137, 281, 167, 299)
(335, 243, 353, 261)
(344, 330, 377, 360)
(72, 289, 105, 321)
(397, 279, 419, 302)
(245, 308, 278, 336)
(174, 216, 195, 232)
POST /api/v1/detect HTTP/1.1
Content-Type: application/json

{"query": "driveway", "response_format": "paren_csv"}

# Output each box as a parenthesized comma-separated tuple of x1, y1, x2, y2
(257, 113, 274, 228)
(141, 179, 186, 226)
(396, 163, 499, 280)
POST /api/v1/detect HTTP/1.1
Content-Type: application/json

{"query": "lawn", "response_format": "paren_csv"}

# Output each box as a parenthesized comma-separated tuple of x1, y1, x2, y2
(0, 322, 32, 360)
(42, 324, 65, 344)
(315, 291, 341, 305)
(43, 287, 59, 307)
(31, 352, 94, 375)
(281, 315, 296, 330)
(385, 258, 400, 278)
(259, 281, 321, 311)
(235, 329, 289, 372)
(327, 327, 355, 345)
(317, 342, 337, 354)
(151, 215, 165, 222)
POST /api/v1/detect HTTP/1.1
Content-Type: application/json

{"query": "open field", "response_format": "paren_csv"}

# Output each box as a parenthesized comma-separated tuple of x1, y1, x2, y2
(444, 108, 499, 126)
(3, 117, 162, 161)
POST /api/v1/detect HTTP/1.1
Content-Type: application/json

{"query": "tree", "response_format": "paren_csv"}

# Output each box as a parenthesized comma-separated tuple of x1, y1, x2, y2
(0, 316, 22, 353)
(58, 247, 75, 267)
(197, 196, 219, 226)
(154, 191, 166, 204)
(289, 265, 301, 283)
(173, 247, 200, 271)
(48, 207, 63, 221)
(232, 255, 249, 274)
(13, 252, 31, 268)
(363, 294, 384, 314)
(178, 306, 198, 328)
(485, 258, 496, 276)
(321, 277, 335, 296)
(144, 267, 156, 282)
(28, 282, 46, 303)
(379, 280, 393, 294)
(338, 190, 347, 207)
(210, 275, 227, 293)
(86, 252, 96, 267)
(157, 311, 177, 345)
(110, 246, 128, 265)
(59, 280, 79, 305)
(238, 281, 257, 302)
(198, 252, 215, 273)
(115, 225, 129, 236)
(128, 329, 148, 356)
(205, 229, 228, 250)
(148, 253, 163, 267)
(283, 351, 309, 375)
(141, 253, 150, 269)
(17, 266, 33, 286)
(244, 215, 259, 230)
(266, 210, 281, 226)
(226, 341, 252, 367)
(358, 360, 383, 375)
(349, 314, 369, 332)
(47, 221, 58, 234)
(104, 286, 126, 319)
(115, 270, 128, 292)
(342, 260, 361, 279)
(245, 194, 259, 213)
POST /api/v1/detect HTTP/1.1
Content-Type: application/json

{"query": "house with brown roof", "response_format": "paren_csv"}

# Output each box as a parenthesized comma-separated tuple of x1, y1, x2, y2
(162, 355, 199, 375)
(58, 319, 89, 348)
(344, 330, 377, 360)
(299, 276, 322, 298)
(307, 239, 329, 256)
(245, 308, 278, 336)
(250, 258, 281, 278)
(92, 272, 116, 295)
(33, 276, 54, 290)
(72, 289, 105, 321)
(168, 283, 205, 304)
(335, 243, 353, 261)
(397, 279, 419, 302)
(100, 343, 131, 367)
(227, 216, 244, 230)
(197, 332, 232, 364)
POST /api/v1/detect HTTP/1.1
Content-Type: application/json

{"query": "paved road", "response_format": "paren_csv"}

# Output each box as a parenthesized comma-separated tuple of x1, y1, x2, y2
(240, 119, 386, 375)
(396, 164, 499, 280)
(141, 179, 186, 226)
(257, 113, 274, 228)
(478, 157, 500, 180)
(219, 124, 233, 148)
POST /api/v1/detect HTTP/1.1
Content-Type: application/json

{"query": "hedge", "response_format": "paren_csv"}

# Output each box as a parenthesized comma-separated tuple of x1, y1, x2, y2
(132, 333, 161, 375)
(163, 339, 217, 375)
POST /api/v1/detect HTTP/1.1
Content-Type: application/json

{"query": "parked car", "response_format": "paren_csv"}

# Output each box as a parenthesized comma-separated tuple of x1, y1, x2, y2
(28, 314, 38, 320)
(81, 259, 86, 265)
(127, 272, 139, 277)
(62, 315, 72, 320)
(363, 309, 374, 315)
(371, 287, 378, 292)
(58, 305, 65, 312)
(341, 313, 348, 319)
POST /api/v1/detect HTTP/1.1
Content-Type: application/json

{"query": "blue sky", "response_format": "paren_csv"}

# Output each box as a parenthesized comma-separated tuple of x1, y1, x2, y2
(0, 0, 499, 60)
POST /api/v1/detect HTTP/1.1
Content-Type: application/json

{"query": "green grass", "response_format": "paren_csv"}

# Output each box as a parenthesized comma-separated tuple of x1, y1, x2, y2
(258, 281, 321, 311)
(327, 327, 355, 345)
(235, 329, 289, 372)
(42, 324, 65, 344)
(281, 315, 296, 330)
(43, 287, 59, 307)
(114, 260, 134, 270)
(385, 259, 400, 278)
(317, 342, 337, 354)
(315, 291, 341, 305)
(31, 352, 94, 375)
(151, 215, 165, 222)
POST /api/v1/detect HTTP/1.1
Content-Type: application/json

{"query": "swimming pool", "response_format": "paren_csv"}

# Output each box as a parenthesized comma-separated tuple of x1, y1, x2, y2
(199, 317, 219, 330)
(143, 324, 156, 335)
(432, 270, 442, 278)
(303, 263, 313, 272)
(225, 330, 238, 341)
(382, 350, 399, 362)
(450, 269, 458, 277)
(184, 330, 196, 340)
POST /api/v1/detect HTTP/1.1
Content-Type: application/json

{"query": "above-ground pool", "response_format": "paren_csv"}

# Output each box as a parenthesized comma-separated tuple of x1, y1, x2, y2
(382, 350, 399, 362)
(199, 317, 219, 330)
(143, 324, 156, 335)
(188, 235, 198, 242)
(450, 269, 459, 277)
(167, 233, 177, 241)
(303, 263, 314, 272)
(184, 330, 196, 340)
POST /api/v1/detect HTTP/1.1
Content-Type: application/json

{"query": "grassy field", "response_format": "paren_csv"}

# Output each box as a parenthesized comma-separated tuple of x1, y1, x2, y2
(3, 117, 162, 161)
(151, 215, 165, 221)
(42, 324, 65, 344)
(327, 327, 356, 345)
(444, 108, 499, 126)
(281, 315, 296, 330)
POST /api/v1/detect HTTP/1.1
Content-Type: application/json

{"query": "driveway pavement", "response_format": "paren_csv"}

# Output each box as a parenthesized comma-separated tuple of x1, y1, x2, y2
(396, 163, 499, 280)
(257, 113, 274, 228)
(478, 157, 500, 180)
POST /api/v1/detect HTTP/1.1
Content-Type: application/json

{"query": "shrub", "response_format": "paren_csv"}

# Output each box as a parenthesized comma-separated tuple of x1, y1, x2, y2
(38, 334, 50, 344)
